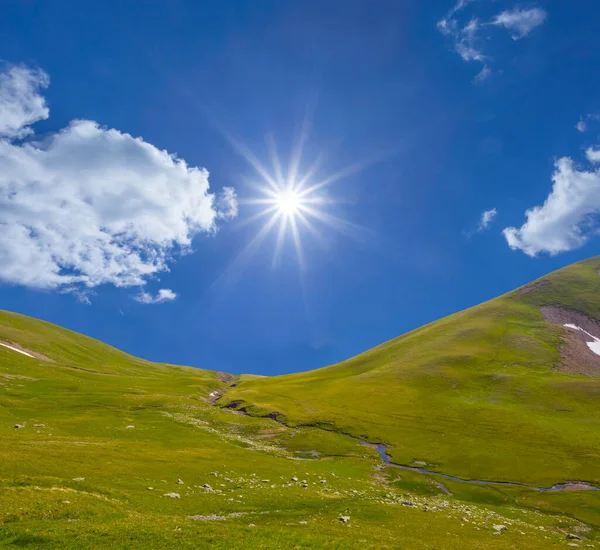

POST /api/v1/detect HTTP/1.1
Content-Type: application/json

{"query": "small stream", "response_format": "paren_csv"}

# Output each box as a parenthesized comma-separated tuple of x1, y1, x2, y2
(363, 442, 600, 493)
(218, 398, 600, 494)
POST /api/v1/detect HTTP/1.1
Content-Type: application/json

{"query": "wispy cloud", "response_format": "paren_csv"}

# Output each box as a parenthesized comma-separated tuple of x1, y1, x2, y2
(0, 64, 237, 301)
(0, 65, 49, 138)
(478, 208, 497, 231)
(135, 288, 178, 304)
(577, 114, 600, 133)
(504, 145, 600, 256)
(437, 2, 547, 80)
(492, 7, 547, 40)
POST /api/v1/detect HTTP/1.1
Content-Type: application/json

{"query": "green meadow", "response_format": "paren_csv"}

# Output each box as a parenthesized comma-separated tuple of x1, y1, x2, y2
(2, 257, 600, 548)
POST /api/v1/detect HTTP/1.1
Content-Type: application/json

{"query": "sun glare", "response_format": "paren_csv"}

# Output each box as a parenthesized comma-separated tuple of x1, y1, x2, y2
(216, 121, 384, 279)
(275, 190, 301, 215)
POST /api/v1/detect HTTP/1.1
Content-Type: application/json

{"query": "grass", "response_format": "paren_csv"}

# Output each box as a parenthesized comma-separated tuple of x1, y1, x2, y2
(220, 258, 600, 515)
(1, 259, 600, 547)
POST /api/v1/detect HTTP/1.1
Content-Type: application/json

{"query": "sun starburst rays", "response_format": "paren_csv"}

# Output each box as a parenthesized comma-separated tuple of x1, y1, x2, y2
(213, 126, 384, 286)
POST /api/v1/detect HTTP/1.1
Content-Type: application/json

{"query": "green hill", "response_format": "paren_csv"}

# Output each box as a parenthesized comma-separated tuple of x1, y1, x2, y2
(2, 259, 600, 548)
(220, 257, 600, 488)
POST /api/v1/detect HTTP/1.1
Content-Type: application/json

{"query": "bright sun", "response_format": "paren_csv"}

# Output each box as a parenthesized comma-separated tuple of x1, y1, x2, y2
(220, 125, 378, 273)
(275, 190, 302, 215)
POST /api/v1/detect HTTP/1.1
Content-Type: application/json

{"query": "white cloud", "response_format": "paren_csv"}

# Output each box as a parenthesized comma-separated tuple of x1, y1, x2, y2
(217, 186, 238, 219)
(437, 3, 546, 79)
(492, 7, 547, 40)
(437, 13, 487, 73)
(587, 147, 600, 163)
(577, 119, 587, 133)
(473, 65, 492, 83)
(134, 288, 177, 304)
(478, 208, 497, 230)
(0, 64, 237, 298)
(0, 65, 49, 139)
(456, 18, 486, 63)
(503, 157, 600, 256)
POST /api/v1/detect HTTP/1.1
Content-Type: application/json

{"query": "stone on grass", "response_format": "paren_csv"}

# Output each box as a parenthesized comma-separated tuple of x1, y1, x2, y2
(177, 478, 184, 485)
(493, 525, 508, 532)
(339, 515, 350, 524)
(164, 492, 180, 499)
(566, 534, 581, 541)
(291, 476, 298, 482)
(401, 500, 414, 507)
(14, 424, 24, 429)
(125, 425, 135, 429)
(73, 477, 85, 482)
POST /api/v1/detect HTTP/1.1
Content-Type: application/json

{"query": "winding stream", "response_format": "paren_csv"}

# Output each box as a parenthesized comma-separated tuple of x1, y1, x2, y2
(218, 398, 600, 494)
(363, 442, 600, 493)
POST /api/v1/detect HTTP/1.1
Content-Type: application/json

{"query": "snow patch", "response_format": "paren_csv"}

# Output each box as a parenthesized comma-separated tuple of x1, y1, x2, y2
(0, 342, 34, 358)
(563, 324, 600, 356)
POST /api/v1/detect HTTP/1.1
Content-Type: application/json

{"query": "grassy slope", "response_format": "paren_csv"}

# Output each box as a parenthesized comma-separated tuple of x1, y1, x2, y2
(0, 311, 593, 548)
(221, 257, 600, 491)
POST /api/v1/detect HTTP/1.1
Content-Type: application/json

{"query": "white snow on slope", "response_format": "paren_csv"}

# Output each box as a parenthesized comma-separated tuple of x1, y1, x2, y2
(563, 324, 600, 356)
(0, 342, 34, 358)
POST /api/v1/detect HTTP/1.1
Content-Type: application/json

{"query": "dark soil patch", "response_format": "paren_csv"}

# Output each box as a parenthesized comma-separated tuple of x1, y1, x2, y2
(517, 280, 551, 295)
(541, 306, 600, 377)
(216, 371, 236, 384)
(0, 340, 53, 362)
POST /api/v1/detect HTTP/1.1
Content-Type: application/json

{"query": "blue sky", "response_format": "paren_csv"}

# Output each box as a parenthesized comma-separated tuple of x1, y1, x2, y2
(1, 0, 600, 375)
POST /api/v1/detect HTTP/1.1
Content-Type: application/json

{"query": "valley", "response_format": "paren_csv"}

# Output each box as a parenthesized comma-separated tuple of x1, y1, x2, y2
(2, 257, 600, 548)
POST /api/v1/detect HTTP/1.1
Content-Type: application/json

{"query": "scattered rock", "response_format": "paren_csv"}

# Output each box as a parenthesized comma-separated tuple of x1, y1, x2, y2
(201, 484, 214, 492)
(261, 479, 270, 483)
(125, 425, 135, 429)
(63, 500, 70, 504)
(14, 424, 24, 429)
(188, 515, 226, 521)
(210, 472, 218, 476)
(493, 525, 508, 532)
(401, 500, 414, 507)
(147, 487, 154, 490)
(248, 524, 255, 527)
(567, 534, 581, 541)
(291, 476, 298, 482)
(413, 461, 427, 466)
(163, 492, 180, 499)
(300, 483, 308, 488)
(33, 424, 45, 427)
(320, 479, 326, 484)
(299, 521, 308, 525)
(567, 544, 580, 548)
(73, 477, 85, 482)
(177, 479, 184, 485)
(339, 516, 350, 524)
(174, 526, 182, 531)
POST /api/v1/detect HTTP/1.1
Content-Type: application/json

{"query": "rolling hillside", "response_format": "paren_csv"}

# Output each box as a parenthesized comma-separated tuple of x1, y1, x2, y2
(1, 259, 600, 548)
(220, 258, 600, 500)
